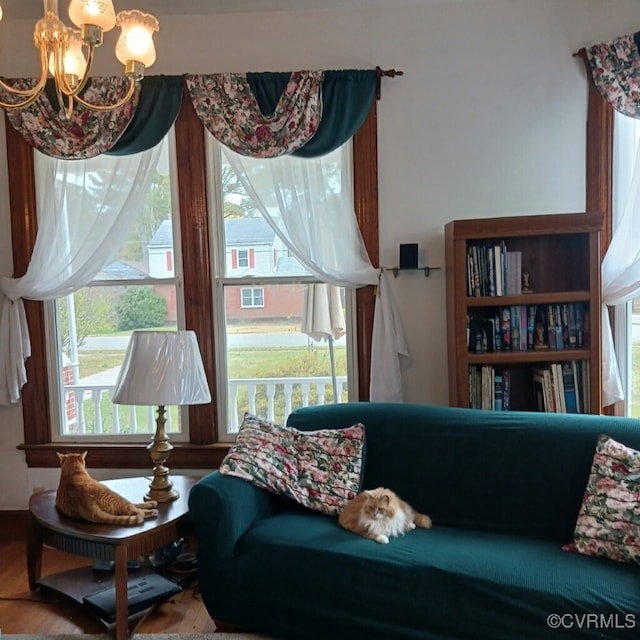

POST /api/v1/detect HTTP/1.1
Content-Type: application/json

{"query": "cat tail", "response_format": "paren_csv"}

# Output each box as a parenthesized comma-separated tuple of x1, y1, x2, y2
(413, 512, 432, 529)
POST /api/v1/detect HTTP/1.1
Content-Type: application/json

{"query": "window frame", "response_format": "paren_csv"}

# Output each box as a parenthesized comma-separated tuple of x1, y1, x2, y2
(7, 89, 379, 468)
(239, 287, 265, 308)
(584, 77, 618, 416)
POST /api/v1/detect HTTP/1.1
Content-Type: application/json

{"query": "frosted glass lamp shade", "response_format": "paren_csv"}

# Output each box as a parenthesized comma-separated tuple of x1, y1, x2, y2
(49, 28, 88, 79)
(115, 10, 159, 68)
(69, 0, 117, 31)
(112, 330, 211, 407)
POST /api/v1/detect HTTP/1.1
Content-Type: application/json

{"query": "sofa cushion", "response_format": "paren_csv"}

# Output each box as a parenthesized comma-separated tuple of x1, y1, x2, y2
(564, 434, 640, 563)
(219, 413, 365, 515)
(221, 511, 640, 640)
(287, 403, 640, 540)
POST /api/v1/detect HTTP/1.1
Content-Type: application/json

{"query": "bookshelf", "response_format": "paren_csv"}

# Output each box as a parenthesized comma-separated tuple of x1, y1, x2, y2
(444, 212, 602, 414)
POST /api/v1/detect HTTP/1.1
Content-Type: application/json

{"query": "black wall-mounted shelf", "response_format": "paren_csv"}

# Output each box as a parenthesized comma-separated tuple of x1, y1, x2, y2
(382, 267, 441, 278)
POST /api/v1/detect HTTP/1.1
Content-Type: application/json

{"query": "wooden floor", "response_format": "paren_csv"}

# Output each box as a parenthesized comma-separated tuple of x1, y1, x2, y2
(0, 539, 218, 634)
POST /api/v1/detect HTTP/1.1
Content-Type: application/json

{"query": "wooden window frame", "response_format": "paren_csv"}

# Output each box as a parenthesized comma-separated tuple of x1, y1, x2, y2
(8, 93, 379, 468)
(585, 76, 622, 416)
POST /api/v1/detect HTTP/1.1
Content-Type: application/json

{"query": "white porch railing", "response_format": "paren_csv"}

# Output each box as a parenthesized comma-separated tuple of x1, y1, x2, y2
(62, 376, 348, 436)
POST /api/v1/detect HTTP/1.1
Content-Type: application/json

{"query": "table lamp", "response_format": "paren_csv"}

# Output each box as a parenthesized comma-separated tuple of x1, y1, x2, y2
(112, 330, 211, 502)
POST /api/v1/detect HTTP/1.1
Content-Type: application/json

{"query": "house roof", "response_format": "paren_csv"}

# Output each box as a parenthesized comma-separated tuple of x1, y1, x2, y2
(96, 260, 149, 280)
(225, 217, 275, 245)
(149, 219, 173, 247)
(148, 217, 276, 247)
(276, 256, 310, 276)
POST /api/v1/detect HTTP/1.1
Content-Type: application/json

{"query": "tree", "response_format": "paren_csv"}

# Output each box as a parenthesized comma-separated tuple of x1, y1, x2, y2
(115, 287, 168, 331)
(57, 289, 117, 353)
(119, 172, 172, 262)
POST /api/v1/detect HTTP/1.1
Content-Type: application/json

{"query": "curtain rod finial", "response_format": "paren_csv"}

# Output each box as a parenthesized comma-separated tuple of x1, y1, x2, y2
(375, 67, 404, 99)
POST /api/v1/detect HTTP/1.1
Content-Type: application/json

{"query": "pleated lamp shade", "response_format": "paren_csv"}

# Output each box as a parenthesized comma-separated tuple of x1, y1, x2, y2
(112, 330, 211, 407)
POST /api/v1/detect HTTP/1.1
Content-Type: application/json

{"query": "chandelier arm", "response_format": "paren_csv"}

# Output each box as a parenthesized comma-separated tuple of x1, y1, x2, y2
(53, 73, 73, 119)
(0, 90, 46, 110)
(72, 76, 137, 112)
(0, 78, 44, 97)
(62, 43, 97, 98)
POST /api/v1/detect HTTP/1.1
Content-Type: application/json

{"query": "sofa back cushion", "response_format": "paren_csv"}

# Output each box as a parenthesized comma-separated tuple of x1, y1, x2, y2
(287, 403, 640, 541)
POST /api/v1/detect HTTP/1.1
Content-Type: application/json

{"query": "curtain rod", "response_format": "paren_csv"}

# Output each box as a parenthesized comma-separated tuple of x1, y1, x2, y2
(376, 66, 404, 99)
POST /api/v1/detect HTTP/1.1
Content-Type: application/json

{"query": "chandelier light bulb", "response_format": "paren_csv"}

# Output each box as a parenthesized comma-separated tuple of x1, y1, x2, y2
(116, 10, 159, 69)
(68, 0, 116, 32)
(0, 5, 3, 22)
(63, 29, 88, 78)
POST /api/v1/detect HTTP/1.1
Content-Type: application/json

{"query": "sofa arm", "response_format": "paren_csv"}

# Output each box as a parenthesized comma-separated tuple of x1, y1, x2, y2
(188, 471, 276, 568)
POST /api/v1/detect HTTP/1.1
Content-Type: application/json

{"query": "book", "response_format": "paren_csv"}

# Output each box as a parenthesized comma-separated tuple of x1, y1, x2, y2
(533, 367, 554, 411)
(487, 246, 496, 296)
(510, 306, 521, 351)
(500, 307, 511, 350)
(494, 243, 504, 296)
(562, 363, 579, 413)
(502, 369, 511, 411)
(547, 305, 556, 349)
(494, 374, 504, 411)
(505, 251, 522, 295)
(551, 363, 566, 413)
(554, 304, 564, 350)
(526, 305, 536, 350)
(571, 360, 581, 413)
(568, 303, 578, 348)
(561, 304, 570, 349)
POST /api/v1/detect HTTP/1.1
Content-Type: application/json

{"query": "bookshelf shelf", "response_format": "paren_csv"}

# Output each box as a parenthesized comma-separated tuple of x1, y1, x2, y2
(445, 212, 603, 414)
(467, 349, 591, 365)
(464, 291, 591, 307)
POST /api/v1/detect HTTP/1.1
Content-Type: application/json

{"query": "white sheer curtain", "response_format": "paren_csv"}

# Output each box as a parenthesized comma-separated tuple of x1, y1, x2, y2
(223, 143, 408, 402)
(0, 144, 162, 405)
(601, 113, 640, 406)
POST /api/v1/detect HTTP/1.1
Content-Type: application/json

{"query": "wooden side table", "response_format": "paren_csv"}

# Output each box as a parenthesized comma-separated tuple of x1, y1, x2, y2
(27, 475, 199, 640)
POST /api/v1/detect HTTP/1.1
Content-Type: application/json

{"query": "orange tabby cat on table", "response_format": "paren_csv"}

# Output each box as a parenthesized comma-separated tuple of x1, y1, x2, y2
(339, 487, 432, 544)
(55, 451, 159, 526)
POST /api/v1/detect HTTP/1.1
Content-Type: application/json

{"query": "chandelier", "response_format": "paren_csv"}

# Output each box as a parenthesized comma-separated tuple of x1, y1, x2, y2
(0, 0, 159, 118)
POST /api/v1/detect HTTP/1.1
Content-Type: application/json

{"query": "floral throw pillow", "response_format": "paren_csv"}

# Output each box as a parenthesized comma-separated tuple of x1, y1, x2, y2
(563, 435, 640, 563)
(219, 413, 366, 516)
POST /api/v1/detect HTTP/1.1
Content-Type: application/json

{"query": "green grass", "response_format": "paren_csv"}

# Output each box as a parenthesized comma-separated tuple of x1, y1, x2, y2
(74, 345, 346, 434)
(79, 345, 346, 379)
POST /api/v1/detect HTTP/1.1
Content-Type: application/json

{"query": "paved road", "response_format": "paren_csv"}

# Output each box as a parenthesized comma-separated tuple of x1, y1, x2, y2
(79, 317, 640, 350)
(80, 332, 346, 351)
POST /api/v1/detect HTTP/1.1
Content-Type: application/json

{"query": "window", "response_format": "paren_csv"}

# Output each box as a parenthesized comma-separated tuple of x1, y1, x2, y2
(207, 136, 355, 438)
(612, 112, 640, 417)
(240, 287, 264, 308)
(7, 97, 378, 468)
(38, 132, 186, 442)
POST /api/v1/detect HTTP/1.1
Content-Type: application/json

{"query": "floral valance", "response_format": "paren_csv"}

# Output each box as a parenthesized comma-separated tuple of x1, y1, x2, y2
(1, 69, 378, 159)
(582, 32, 640, 119)
(1, 77, 140, 159)
(185, 71, 323, 157)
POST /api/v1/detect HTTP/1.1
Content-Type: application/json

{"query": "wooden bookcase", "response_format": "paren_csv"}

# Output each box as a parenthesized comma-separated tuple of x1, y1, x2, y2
(444, 212, 603, 414)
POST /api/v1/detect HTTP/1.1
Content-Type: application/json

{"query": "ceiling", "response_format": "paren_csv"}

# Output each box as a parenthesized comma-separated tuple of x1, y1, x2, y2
(0, 0, 462, 20)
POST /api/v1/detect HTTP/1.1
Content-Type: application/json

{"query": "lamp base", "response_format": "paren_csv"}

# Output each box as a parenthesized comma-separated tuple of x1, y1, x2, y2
(145, 482, 179, 503)
(145, 404, 179, 502)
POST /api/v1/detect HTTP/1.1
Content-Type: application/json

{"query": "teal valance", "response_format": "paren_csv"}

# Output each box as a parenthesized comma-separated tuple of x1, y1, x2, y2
(107, 75, 184, 156)
(246, 69, 377, 158)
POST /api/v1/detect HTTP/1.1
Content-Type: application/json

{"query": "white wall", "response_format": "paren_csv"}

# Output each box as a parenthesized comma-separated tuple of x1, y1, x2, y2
(1, 0, 640, 509)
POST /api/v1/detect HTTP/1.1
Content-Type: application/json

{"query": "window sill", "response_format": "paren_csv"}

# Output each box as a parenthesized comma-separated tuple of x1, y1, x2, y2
(17, 442, 231, 469)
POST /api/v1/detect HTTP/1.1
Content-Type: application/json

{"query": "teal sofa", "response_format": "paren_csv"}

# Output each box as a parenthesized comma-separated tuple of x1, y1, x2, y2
(188, 403, 640, 639)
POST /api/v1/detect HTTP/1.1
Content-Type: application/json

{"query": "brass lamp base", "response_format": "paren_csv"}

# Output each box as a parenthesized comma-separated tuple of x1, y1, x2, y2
(145, 405, 179, 503)
(145, 475, 180, 503)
